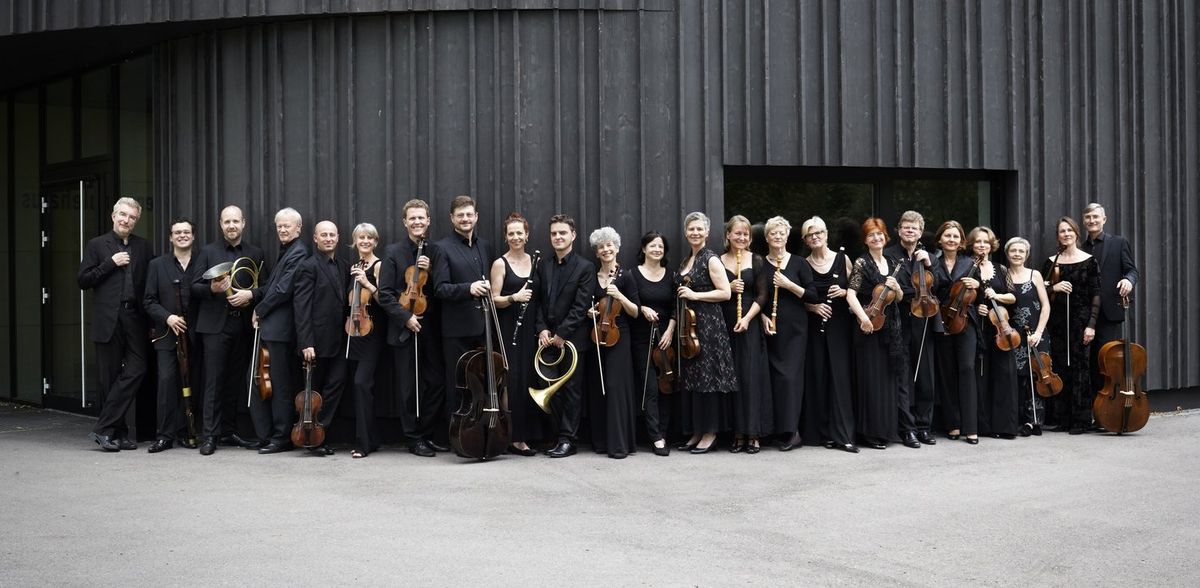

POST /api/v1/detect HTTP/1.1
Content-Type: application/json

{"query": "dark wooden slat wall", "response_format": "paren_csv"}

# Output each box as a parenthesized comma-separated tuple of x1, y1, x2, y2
(145, 1, 1195, 390)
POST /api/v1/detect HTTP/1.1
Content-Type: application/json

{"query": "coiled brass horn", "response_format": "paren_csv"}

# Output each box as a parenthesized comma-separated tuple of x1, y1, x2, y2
(202, 256, 261, 295)
(529, 341, 578, 414)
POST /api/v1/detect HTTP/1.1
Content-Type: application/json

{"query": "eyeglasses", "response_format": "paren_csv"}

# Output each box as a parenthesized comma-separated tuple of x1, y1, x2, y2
(804, 230, 826, 239)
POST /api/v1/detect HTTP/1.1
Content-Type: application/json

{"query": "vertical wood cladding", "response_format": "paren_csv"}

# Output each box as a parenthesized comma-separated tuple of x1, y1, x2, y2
(152, 1, 1196, 389)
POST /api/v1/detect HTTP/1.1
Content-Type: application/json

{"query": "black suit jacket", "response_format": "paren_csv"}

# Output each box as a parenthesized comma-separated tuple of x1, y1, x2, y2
(378, 239, 440, 347)
(257, 239, 309, 344)
(293, 252, 349, 358)
(535, 250, 596, 342)
(77, 231, 152, 343)
(143, 253, 200, 350)
(191, 240, 266, 335)
(433, 233, 494, 338)
(1082, 231, 1139, 322)
(933, 252, 979, 325)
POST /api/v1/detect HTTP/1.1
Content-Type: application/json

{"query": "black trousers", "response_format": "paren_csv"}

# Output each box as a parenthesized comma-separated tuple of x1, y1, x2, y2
(200, 319, 252, 440)
(306, 354, 346, 430)
(251, 340, 298, 446)
(351, 341, 386, 453)
(901, 316, 938, 432)
(93, 307, 149, 438)
(935, 325, 979, 436)
(541, 335, 587, 443)
(153, 348, 194, 442)
(394, 334, 445, 443)
(631, 335, 672, 442)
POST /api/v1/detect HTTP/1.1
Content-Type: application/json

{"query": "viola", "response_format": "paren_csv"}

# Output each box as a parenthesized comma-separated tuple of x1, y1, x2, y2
(652, 340, 677, 395)
(909, 244, 939, 318)
(864, 260, 903, 331)
(1093, 295, 1149, 433)
(1024, 327, 1063, 397)
(399, 240, 429, 316)
(986, 296, 1021, 351)
(591, 264, 623, 348)
(941, 255, 981, 335)
(290, 359, 325, 448)
(449, 290, 511, 459)
(346, 259, 374, 337)
(255, 345, 272, 401)
(676, 275, 700, 359)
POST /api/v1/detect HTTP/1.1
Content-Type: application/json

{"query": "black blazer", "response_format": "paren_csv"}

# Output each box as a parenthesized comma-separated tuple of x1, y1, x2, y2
(77, 231, 152, 343)
(378, 239, 440, 347)
(933, 252, 979, 325)
(191, 240, 266, 335)
(257, 239, 309, 344)
(143, 253, 199, 351)
(1082, 231, 1139, 322)
(293, 253, 349, 357)
(535, 250, 597, 342)
(432, 233, 494, 338)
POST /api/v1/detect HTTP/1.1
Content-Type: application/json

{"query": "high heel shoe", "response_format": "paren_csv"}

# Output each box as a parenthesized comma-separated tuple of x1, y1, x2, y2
(965, 436, 979, 445)
(746, 438, 760, 454)
(728, 437, 746, 454)
(676, 439, 699, 451)
(947, 430, 961, 441)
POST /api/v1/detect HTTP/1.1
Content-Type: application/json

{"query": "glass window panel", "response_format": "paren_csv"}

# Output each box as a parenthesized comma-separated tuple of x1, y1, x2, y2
(45, 79, 75, 164)
(81, 68, 111, 158)
(892, 179, 991, 246)
(119, 56, 153, 241)
(13, 90, 43, 403)
(0, 99, 9, 397)
(725, 179, 873, 259)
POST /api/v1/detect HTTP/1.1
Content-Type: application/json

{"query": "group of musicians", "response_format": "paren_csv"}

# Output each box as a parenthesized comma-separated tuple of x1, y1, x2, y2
(79, 196, 1139, 458)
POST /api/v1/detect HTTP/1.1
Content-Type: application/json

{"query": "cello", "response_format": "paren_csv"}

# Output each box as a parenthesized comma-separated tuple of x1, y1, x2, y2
(1093, 295, 1149, 434)
(290, 359, 325, 449)
(449, 282, 511, 460)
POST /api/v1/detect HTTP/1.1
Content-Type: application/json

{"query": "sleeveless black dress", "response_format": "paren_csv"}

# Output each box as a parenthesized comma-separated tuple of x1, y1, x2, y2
(722, 254, 773, 438)
(976, 264, 1018, 437)
(803, 251, 855, 447)
(1010, 271, 1046, 428)
(497, 256, 552, 444)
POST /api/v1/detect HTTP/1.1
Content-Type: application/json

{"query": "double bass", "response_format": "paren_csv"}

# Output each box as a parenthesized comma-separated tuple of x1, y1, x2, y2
(449, 283, 511, 460)
(1093, 295, 1149, 434)
(290, 360, 325, 449)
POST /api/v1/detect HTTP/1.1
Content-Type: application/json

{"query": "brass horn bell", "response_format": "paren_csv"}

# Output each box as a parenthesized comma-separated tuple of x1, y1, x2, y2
(528, 341, 578, 414)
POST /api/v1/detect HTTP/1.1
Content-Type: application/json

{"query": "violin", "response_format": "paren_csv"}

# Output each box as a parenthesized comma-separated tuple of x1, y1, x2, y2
(864, 260, 903, 331)
(346, 259, 374, 337)
(910, 244, 939, 318)
(255, 345, 272, 401)
(676, 275, 700, 359)
(290, 359, 325, 448)
(1024, 327, 1062, 397)
(449, 289, 511, 459)
(941, 255, 982, 335)
(399, 240, 428, 316)
(1093, 295, 1149, 433)
(651, 324, 677, 395)
(591, 264, 623, 348)
(986, 295, 1021, 351)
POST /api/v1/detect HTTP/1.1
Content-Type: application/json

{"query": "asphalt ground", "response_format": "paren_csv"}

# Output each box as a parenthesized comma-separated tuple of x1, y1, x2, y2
(1, 401, 1197, 587)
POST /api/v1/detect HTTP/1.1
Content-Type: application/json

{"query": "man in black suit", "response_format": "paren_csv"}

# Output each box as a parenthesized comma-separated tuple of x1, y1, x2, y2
(191, 205, 265, 455)
(143, 218, 200, 453)
(378, 199, 447, 457)
(78, 197, 152, 451)
(534, 214, 596, 458)
(293, 220, 348, 455)
(252, 207, 309, 454)
(432, 195, 494, 422)
(1081, 203, 1139, 409)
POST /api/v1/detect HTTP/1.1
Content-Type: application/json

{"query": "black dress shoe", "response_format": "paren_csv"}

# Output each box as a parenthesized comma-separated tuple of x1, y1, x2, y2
(220, 433, 260, 449)
(946, 432, 961, 441)
(609, 452, 627, 459)
(507, 445, 537, 457)
(198, 439, 217, 455)
(652, 445, 670, 457)
(728, 440, 746, 454)
(1087, 423, 1108, 433)
(408, 441, 436, 457)
(838, 443, 860, 454)
(425, 439, 451, 452)
(778, 432, 802, 451)
(179, 438, 198, 449)
(147, 439, 173, 453)
(1019, 423, 1034, 437)
(965, 436, 979, 444)
(863, 440, 887, 450)
(1068, 427, 1085, 435)
(916, 430, 937, 445)
(1032, 424, 1043, 436)
(675, 440, 698, 451)
(310, 444, 335, 456)
(114, 438, 137, 451)
(257, 442, 290, 454)
(547, 441, 577, 458)
(89, 432, 120, 452)
(997, 433, 1016, 440)
(690, 442, 715, 454)
(901, 431, 921, 449)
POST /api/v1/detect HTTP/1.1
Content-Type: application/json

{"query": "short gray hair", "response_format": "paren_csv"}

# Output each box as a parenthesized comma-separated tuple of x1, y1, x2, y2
(1083, 202, 1105, 216)
(683, 211, 710, 231)
(589, 226, 621, 249)
(764, 215, 791, 236)
(112, 197, 141, 214)
(274, 207, 302, 225)
(1004, 236, 1031, 254)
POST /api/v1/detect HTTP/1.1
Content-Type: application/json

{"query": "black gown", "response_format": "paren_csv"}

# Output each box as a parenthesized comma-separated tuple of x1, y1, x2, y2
(1040, 257, 1100, 429)
(679, 248, 737, 434)
(1010, 271, 1047, 429)
(848, 254, 904, 445)
(586, 268, 639, 457)
(630, 266, 677, 443)
(764, 253, 818, 437)
(347, 259, 387, 455)
(976, 264, 1018, 437)
(722, 254, 773, 438)
(802, 251, 855, 447)
(497, 256, 553, 444)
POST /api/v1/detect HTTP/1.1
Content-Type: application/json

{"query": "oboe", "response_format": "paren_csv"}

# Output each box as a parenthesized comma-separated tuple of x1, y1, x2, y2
(172, 279, 198, 447)
(768, 254, 783, 335)
(821, 247, 844, 334)
(735, 249, 743, 323)
(512, 250, 541, 346)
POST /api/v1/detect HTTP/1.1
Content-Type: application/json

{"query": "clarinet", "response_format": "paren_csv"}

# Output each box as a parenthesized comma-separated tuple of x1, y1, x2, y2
(512, 250, 541, 346)
(821, 247, 844, 334)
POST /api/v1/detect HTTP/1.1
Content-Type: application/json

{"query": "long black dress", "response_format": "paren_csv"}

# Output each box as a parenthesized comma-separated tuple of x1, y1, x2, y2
(497, 256, 552, 445)
(722, 254, 773, 439)
(848, 254, 904, 446)
(679, 248, 737, 434)
(1010, 270, 1046, 430)
(348, 259, 387, 455)
(764, 253, 818, 437)
(1040, 257, 1100, 430)
(630, 266, 677, 443)
(976, 264, 1018, 437)
(802, 251, 855, 447)
(586, 268, 639, 457)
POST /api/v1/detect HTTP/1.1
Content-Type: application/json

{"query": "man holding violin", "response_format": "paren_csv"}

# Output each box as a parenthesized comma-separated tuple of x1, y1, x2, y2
(1080, 203, 1139, 426)
(379, 199, 447, 457)
(292, 220, 348, 455)
(535, 214, 596, 458)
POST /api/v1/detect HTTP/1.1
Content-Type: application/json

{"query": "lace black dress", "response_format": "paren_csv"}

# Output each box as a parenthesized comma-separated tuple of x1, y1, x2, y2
(722, 253, 773, 439)
(497, 256, 553, 444)
(679, 248, 737, 433)
(848, 254, 904, 445)
(802, 251, 855, 447)
(1010, 270, 1046, 429)
(1040, 256, 1100, 429)
(976, 264, 1018, 437)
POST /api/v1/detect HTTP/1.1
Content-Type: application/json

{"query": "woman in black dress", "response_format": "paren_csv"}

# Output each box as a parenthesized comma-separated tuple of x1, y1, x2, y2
(845, 218, 905, 450)
(490, 212, 550, 456)
(719, 215, 772, 454)
(1004, 236, 1051, 436)
(800, 216, 858, 453)
(933, 220, 982, 444)
(630, 231, 676, 456)
(586, 227, 640, 459)
(676, 212, 737, 453)
(762, 216, 818, 451)
(347, 223, 387, 458)
(1041, 217, 1100, 434)
(970, 226, 1019, 439)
